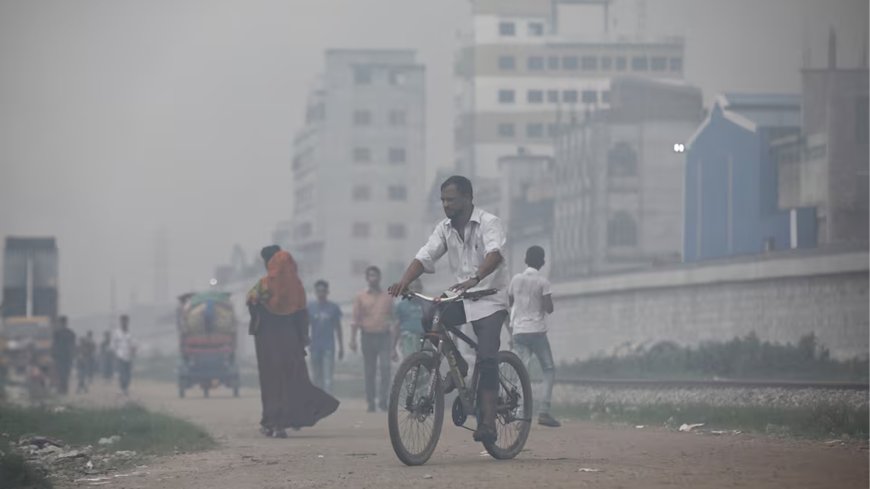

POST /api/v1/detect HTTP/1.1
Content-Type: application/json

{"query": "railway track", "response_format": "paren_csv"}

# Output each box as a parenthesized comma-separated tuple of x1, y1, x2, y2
(553, 377, 869, 390)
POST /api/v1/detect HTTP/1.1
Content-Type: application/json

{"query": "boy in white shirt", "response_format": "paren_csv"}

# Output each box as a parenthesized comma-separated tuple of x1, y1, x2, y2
(508, 246, 560, 427)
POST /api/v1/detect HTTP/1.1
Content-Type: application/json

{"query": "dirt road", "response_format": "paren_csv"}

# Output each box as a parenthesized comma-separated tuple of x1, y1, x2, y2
(62, 381, 867, 489)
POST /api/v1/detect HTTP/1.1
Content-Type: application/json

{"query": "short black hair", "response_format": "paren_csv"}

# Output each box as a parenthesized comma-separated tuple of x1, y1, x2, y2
(120, 314, 129, 323)
(260, 245, 281, 263)
(525, 246, 545, 268)
(314, 279, 329, 289)
(440, 175, 473, 199)
(365, 265, 381, 276)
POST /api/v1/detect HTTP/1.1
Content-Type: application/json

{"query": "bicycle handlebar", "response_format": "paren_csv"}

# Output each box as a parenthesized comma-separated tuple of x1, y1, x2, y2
(403, 288, 499, 303)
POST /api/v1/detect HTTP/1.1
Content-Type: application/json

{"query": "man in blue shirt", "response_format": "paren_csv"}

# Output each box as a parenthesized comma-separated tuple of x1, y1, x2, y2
(392, 279, 425, 360)
(307, 280, 343, 394)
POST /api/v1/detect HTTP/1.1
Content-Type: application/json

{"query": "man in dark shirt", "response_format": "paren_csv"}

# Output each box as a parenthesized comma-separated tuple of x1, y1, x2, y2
(51, 316, 76, 395)
(307, 280, 343, 394)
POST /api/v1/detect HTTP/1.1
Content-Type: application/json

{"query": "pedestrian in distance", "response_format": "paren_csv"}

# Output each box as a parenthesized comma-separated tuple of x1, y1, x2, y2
(508, 246, 561, 427)
(112, 315, 137, 396)
(350, 266, 395, 412)
(51, 316, 76, 395)
(247, 245, 339, 438)
(307, 279, 344, 395)
(99, 330, 115, 382)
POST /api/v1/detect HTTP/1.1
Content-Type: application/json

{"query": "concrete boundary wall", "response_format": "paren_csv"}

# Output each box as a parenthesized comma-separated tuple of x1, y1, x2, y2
(549, 250, 869, 362)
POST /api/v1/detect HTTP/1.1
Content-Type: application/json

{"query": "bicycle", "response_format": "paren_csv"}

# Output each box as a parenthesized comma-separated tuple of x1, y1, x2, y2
(387, 288, 533, 466)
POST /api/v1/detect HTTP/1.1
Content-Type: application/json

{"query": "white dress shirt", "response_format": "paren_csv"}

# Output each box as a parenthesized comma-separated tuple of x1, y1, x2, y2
(509, 267, 552, 334)
(112, 329, 137, 362)
(415, 207, 509, 322)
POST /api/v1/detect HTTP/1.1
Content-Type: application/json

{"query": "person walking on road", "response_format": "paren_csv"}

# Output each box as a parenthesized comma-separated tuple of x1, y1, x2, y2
(75, 331, 96, 394)
(307, 280, 344, 394)
(99, 330, 115, 382)
(112, 315, 137, 396)
(508, 246, 560, 427)
(51, 316, 76, 395)
(350, 266, 395, 412)
(247, 245, 339, 438)
(388, 175, 510, 444)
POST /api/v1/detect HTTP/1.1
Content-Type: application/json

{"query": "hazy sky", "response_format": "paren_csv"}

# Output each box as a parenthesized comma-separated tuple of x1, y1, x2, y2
(0, 0, 866, 317)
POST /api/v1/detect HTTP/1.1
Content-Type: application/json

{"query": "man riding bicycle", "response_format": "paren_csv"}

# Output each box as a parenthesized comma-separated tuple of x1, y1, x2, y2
(388, 175, 509, 444)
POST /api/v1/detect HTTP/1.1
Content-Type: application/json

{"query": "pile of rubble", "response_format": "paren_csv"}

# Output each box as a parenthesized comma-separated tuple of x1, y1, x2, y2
(14, 434, 140, 482)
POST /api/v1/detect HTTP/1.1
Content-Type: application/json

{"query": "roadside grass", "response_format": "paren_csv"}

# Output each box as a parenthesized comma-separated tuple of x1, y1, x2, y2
(0, 402, 215, 489)
(558, 333, 869, 383)
(551, 401, 870, 439)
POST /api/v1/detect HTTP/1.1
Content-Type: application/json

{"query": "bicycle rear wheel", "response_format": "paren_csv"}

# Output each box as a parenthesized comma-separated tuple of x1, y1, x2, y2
(388, 351, 444, 466)
(483, 350, 532, 460)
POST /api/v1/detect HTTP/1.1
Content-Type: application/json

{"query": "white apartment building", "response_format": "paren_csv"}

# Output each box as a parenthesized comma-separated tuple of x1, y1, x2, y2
(280, 50, 426, 302)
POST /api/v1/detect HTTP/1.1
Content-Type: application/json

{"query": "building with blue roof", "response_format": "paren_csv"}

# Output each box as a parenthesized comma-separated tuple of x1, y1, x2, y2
(683, 93, 817, 262)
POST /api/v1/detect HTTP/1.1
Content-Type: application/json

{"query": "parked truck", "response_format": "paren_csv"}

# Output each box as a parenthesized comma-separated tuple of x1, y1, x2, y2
(1, 237, 58, 377)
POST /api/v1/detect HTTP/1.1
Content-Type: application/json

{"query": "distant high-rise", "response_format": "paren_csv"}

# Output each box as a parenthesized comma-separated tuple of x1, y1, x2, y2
(454, 0, 685, 180)
(282, 50, 426, 301)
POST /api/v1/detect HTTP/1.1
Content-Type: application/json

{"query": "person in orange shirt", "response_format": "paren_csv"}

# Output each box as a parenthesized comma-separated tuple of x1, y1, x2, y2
(247, 245, 339, 437)
(349, 266, 395, 412)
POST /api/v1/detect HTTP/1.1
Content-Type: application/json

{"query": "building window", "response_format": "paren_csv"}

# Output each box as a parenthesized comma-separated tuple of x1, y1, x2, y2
(607, 212, 637, 247)
(669, 57, 683, 72)
(607, 142, 638, 177)
(352, 222, 370, 238)
(388, 185, 407, 201)
(389, 70, 406, 85)
(528, 21, 544, 36)
(499, 21, 515, 36)
(615, 56, 627, 71)
(295, 222, 312, 239)
(581, 56, 598, 70)
(562, 89, 578, 103)
(602, 90, 611, 103)
(354, 66, 372, 85)
(562, 55, 579, 70)
(527, 90, 544, 103)
(582, 90, 598, 104)
(651, 56, 667, 71)
(632, 56, 648, 71)
(547, 56, 560, 70)
(389, 147, 406, 164)
(601, 56, 612, 70)
(526, 123, 544, 138)
(388, 223, 407, 239)
(353, 109, 372, 126)
(547, 123, 558, 138)
(527, 56, 545, 71)
(352, 185, 371, 201)
(351, 259, 369, 275)
(498, 55, 516, 71)
(389, 109, 406, 126)
(857, 96, 869, 144)
(353, 147, 371, 163)
(547, 90, 559, 103)
(497, 123, 515, 138)
(498, 89, 515, 104)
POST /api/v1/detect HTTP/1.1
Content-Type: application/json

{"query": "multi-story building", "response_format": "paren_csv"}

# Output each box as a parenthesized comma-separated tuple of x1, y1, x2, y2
(283, 50, 426, 301)
(454, 0, 685, 181)
(553, 76, 703, 278)
(683, 93, 817, 262)
(774, 31, 869, 247)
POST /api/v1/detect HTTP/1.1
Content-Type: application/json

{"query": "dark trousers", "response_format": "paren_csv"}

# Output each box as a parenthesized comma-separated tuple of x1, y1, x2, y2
(425, 304, 507, 391)
(55, 360, 72, 395)
(361, 332, 391, 409)
(118, 359, 132, 393)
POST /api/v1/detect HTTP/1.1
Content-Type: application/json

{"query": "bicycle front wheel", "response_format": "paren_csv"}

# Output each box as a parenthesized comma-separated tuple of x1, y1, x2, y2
(484, 350, 533, 460)
(388, 351, 444, 466)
